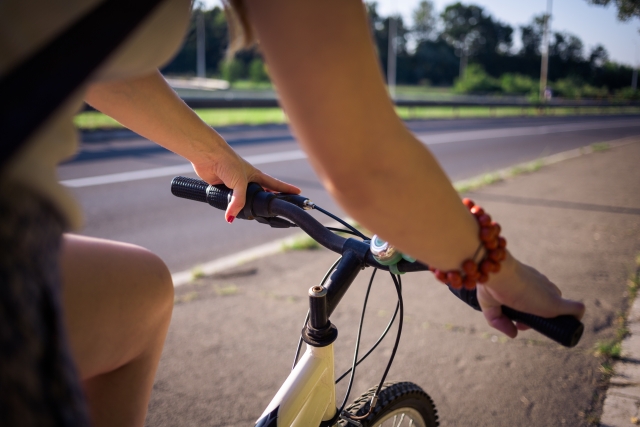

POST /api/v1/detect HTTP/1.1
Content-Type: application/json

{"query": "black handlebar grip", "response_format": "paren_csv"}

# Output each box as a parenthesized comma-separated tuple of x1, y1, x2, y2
(501, 306, 584, 348)
(171, 176, 232, 211)
(448, 286, 583, 348)
(205, 184, 233, 210)
(171, 176, 208, 203)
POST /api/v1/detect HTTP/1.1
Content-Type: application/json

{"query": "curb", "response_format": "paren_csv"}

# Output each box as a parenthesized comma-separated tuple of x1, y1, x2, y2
(600, 276, 640, 426)
(171, 136, 639, 289)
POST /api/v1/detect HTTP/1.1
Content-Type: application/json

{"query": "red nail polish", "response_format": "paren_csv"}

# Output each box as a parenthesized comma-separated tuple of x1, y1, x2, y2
(227, 216, 235, 223)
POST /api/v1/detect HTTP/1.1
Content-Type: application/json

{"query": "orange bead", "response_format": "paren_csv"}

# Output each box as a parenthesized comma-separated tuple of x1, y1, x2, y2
(478, 273, 489, 283)
(492, 222, 501, 235)
(480, 260, 492, 274)
(434, 269, 448, 283)
(447, 271, 463, 288)
(462, 259, 477, 274)
(498, 237, 507, 248)
(478, 214, 492, 226)
(462, 198, 475, 209)
(470, 206, 484, 216)
(465, 271, 479, 281)
(485, 238, 498, 250)
(489, 249, 502, 262)
(490, 261, 501, 273)
(463, 276, 476, 290)
(480, 227, 494, 242)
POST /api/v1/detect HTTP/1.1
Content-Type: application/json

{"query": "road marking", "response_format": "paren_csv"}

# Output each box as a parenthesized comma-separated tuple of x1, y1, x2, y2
(60, 149, 307, 188)
(418, 119, 640, 145)
(63, 119, 640, 188)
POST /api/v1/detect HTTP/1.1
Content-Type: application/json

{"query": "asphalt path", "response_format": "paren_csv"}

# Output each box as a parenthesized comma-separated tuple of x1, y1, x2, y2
(59, 114, 640, 273)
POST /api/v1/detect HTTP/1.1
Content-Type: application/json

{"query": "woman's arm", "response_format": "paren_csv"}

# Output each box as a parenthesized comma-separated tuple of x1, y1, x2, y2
(242, 0, 584, 336)
(84, 70, 299, 222)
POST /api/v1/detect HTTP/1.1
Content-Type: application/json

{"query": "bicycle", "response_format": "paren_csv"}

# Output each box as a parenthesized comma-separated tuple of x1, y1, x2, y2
(170, 176, 584, 427)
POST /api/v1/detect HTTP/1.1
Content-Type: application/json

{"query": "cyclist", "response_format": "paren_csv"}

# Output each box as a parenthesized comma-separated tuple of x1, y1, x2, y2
(1, 0, 584, 426)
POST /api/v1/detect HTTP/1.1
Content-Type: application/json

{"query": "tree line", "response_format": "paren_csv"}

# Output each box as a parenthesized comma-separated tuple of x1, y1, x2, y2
(162, 1, 636, 97)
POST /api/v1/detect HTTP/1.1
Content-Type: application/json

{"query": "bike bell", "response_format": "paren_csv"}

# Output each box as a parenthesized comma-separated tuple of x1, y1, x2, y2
(370, 235, 416, 274)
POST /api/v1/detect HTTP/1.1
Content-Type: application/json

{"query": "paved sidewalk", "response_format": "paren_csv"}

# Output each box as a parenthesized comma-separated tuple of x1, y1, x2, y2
(147, 138, 640, 427)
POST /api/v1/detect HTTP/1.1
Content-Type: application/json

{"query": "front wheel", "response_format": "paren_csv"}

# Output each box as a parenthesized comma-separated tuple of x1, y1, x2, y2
(340, 382, 439, 427)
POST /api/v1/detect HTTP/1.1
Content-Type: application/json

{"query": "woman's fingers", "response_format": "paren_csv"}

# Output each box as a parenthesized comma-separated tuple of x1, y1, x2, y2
(255, 172, 301, 194)
(225, 179, 247, 223)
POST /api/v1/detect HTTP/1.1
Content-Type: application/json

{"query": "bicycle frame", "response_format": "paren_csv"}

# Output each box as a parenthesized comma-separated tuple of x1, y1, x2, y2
(255, 251, 364, 427)
(257, 344, 336, 426)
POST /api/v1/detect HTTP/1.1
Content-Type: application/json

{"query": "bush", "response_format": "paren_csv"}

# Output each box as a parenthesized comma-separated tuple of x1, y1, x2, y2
(614, 87, 640, 100)
(453, 64, 501, 94)
(500, 73, 536, 95)
(219, 58, 245, 83)
(249, 59, 270, 83)
(552, 77, 609, 99)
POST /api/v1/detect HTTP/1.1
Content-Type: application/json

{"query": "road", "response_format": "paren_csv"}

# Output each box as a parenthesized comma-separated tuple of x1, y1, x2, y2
(59, 114, 640, 273)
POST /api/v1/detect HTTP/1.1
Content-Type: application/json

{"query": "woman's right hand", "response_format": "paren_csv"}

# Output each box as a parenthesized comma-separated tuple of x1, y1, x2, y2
(190, 145, 301, 224)
(476, 251, 586, 338)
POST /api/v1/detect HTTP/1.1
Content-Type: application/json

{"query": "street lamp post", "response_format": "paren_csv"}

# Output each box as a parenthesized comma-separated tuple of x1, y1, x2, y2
(387, 16, 397, 100)
(196, 10, 206, 78)
(539, 0, 552, 101)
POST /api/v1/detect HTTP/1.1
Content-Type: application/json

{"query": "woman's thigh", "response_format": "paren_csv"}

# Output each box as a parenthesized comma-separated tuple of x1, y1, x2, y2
(60, 234, 174, 380)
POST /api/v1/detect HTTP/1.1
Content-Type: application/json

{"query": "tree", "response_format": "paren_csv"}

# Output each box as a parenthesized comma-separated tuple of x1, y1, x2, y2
(549, 32, 584, 62)
(589, 45, 609, 68)
(249, 59, 269, 83)
(585, 0, 640, 21)
(519, 15, 545, 57)
(440, 3, 513, 77)
(412, 0, 437, 43)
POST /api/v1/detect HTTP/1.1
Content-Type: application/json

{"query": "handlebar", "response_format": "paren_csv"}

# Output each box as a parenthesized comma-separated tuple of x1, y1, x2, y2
(170, 176, 584, 348)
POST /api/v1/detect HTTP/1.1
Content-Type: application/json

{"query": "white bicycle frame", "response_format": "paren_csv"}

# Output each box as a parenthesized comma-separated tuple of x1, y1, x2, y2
(257, 343, 337, 426)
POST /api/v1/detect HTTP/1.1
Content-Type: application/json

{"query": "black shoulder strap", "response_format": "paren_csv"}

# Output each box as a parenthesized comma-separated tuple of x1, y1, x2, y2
(0, 0, 165, 171)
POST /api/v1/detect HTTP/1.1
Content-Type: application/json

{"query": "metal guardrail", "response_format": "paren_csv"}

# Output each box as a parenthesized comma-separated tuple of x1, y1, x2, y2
(82, 97, 640, 111)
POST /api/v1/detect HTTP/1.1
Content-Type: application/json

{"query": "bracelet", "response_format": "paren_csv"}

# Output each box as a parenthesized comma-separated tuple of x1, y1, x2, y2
(429, 198, 507, 290)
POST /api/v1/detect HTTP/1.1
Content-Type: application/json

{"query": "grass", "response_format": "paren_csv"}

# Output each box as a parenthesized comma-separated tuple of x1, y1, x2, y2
(174, 291, 198, 304)
(74, 106, 640, 130)
(591, 142, 610, 152)
(215, 284, 239, 296)
(281, 234, 320, 251)
(191, 266, 205, 280)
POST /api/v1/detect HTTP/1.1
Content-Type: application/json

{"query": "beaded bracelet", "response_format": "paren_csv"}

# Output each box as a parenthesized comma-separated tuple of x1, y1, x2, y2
(429, 198, 507, 290)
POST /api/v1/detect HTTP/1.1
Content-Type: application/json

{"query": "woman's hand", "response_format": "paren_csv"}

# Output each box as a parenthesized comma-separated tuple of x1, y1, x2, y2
(476, 251, 585, 338)
(191, 146, 300, 223)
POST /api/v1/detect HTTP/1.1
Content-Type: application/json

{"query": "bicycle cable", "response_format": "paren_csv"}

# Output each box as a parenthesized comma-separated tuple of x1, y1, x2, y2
(342, 272, 404, 422)
(312, 205, 368, 240)
(335, 267, 379, 418)
(334, 300, 399, 384)
(291, 256, 343, 370)
(325, 227, 364, 237)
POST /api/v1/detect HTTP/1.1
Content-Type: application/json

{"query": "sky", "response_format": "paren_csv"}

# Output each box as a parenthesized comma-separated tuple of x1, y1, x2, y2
(201, 0, 639, 67)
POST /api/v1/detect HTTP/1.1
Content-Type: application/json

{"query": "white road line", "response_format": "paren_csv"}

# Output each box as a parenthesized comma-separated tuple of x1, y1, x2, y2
(63, 119, 640, 188)
(418, 119, 640, 145)
(61, 149, 307, 188)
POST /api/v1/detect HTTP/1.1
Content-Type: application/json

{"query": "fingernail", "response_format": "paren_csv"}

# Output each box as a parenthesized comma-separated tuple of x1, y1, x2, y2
(227, 216, 235, 224)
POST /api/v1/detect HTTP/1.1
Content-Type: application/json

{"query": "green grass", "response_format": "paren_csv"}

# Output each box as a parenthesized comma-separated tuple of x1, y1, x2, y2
(74, 106, 640, 130)
(591, 142, 610, 152)
(281, 235, 320, 251)
(215, 284, 239, 296)
(594, 340, 622, 358)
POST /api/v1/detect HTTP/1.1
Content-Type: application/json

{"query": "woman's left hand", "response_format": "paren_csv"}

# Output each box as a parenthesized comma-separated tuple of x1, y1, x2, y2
(191, 146, 301, 223)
